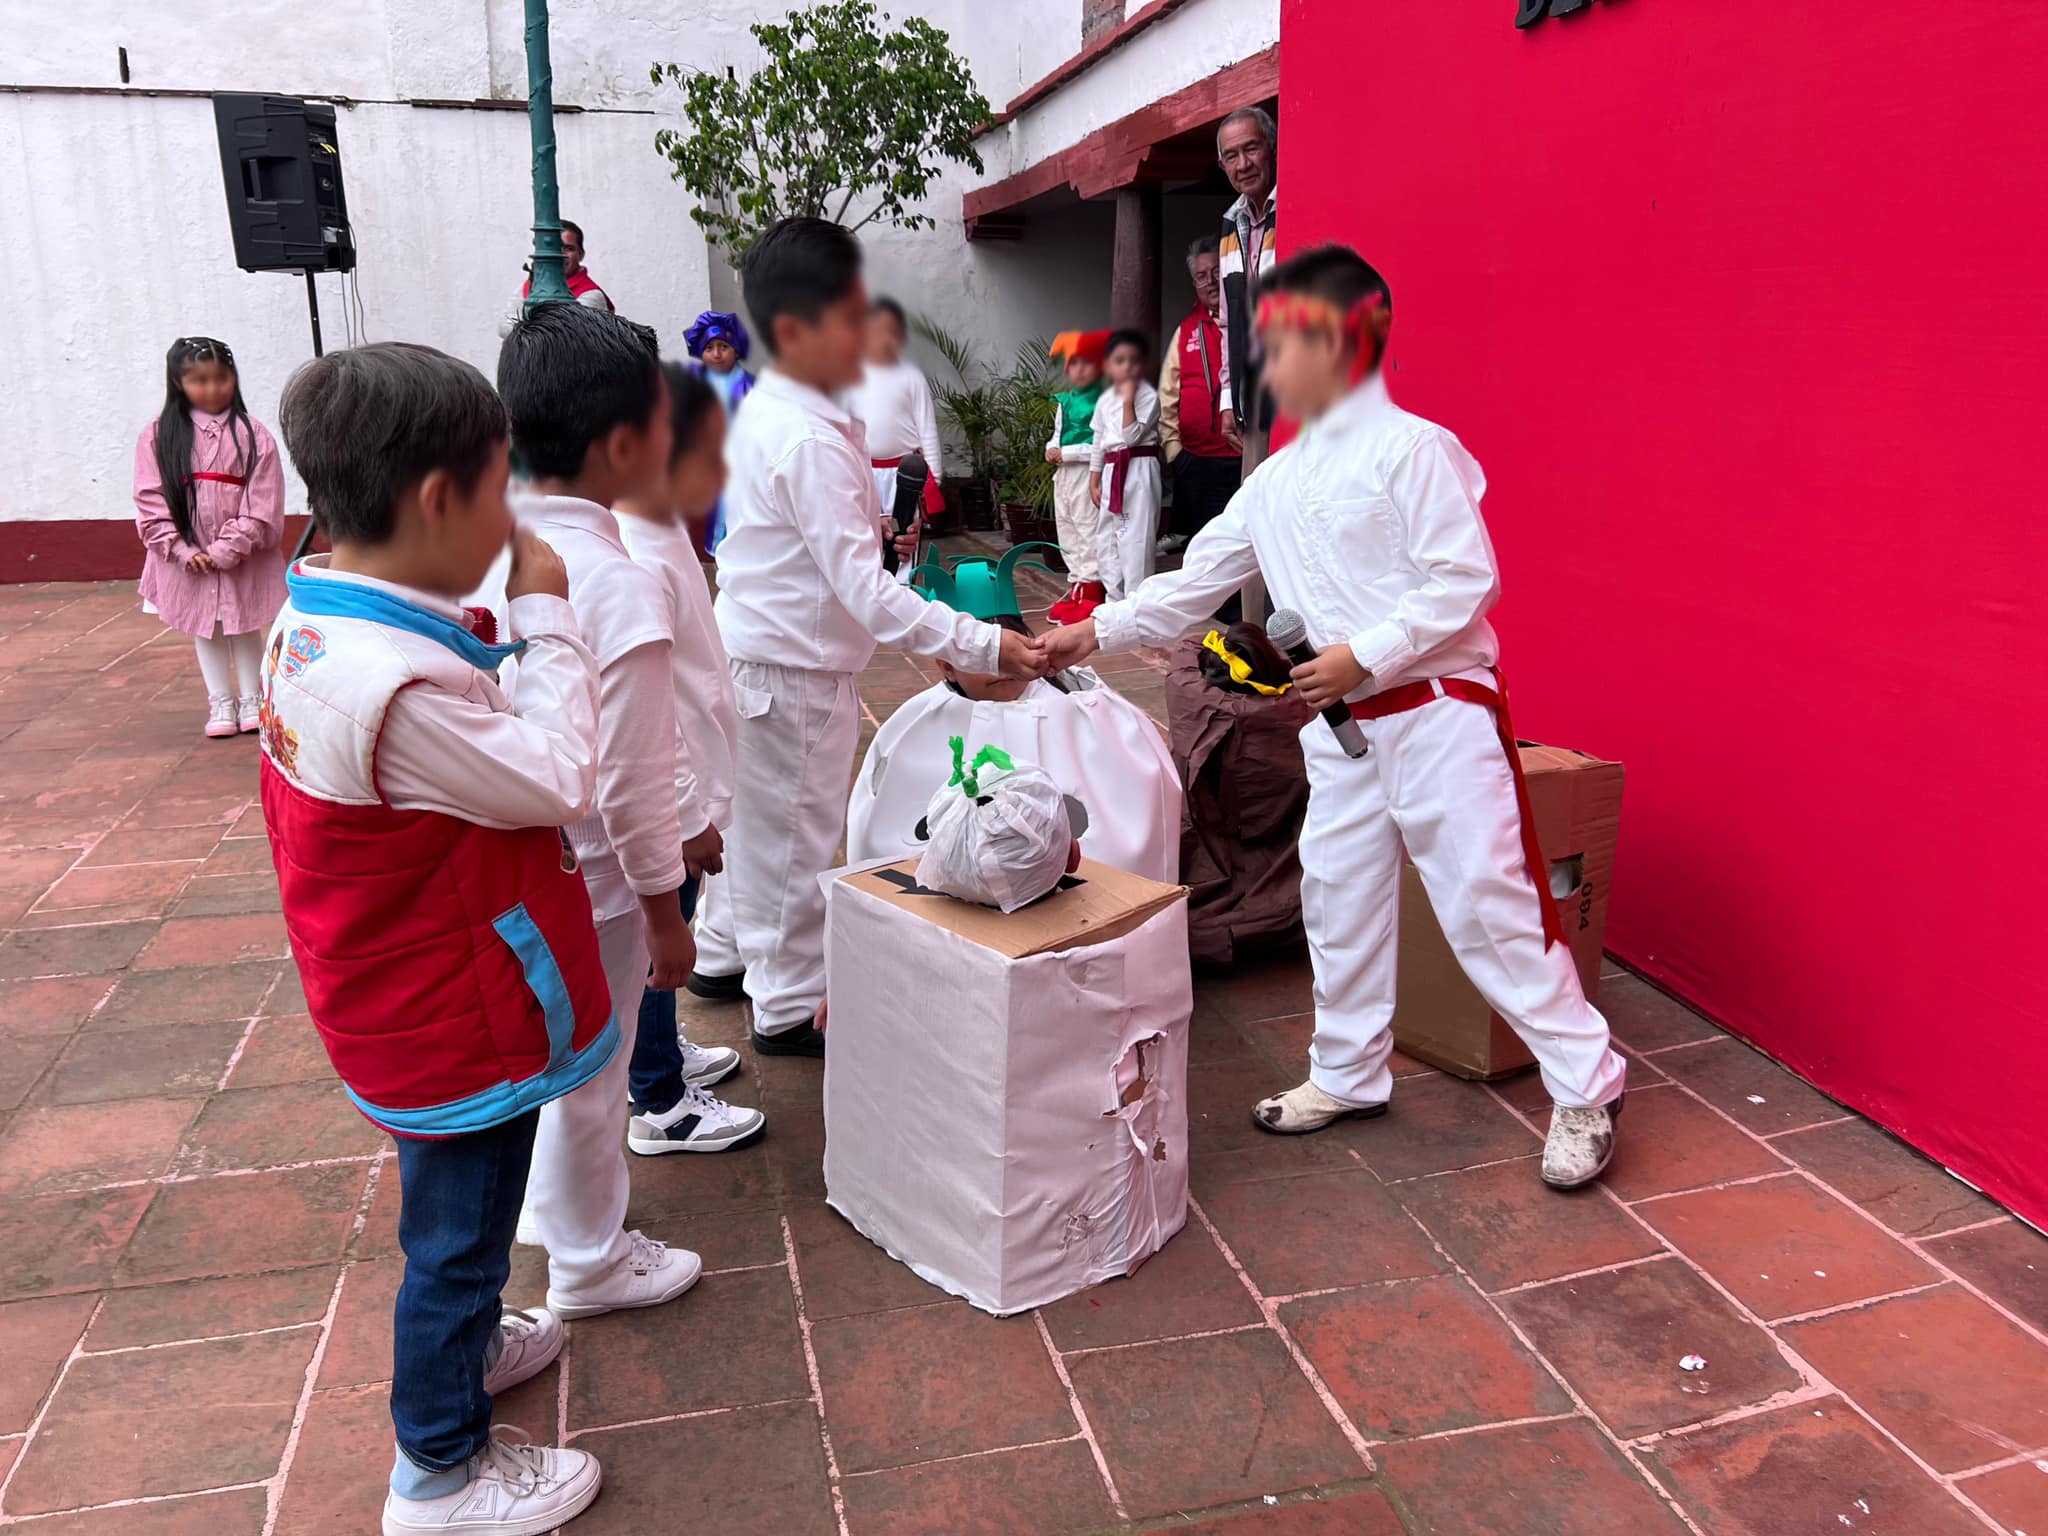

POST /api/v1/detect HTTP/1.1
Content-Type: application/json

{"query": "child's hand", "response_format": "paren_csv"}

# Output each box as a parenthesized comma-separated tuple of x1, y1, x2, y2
(996, 628, 1050, 681)
(1290, 645, 1370, 710)
(1221, 409, 1243, 451)
(507, 527, 569, 601)
(185, 551, 215, 573)
(1039, 617, 1099, 671)
(643, 897, 698, 991)
(1044, 446, 1063, 464)
(892, 516, 922, 565)
(1088, 476, 1103, 507)
(681, 823, 724, 877)
(1120, 378, 1139, 402)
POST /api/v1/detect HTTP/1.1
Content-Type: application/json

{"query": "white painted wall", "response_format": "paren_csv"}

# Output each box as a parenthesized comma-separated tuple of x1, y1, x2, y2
(0, 0, 1266, 531)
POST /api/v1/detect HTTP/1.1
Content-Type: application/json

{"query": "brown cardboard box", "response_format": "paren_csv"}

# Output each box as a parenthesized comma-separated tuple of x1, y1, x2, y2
(1392, 744, 1625, 1080)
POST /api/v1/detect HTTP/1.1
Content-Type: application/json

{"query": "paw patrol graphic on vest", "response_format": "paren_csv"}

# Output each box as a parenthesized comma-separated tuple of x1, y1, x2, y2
(280, 624, 326, 679)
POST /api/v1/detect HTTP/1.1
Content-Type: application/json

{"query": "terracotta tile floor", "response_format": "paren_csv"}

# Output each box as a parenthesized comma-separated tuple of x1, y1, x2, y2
(1, 573, 2044, 1535)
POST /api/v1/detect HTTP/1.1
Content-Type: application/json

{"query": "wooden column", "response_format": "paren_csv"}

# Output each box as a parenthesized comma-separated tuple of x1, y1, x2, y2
(1109, 184, 1162, 347)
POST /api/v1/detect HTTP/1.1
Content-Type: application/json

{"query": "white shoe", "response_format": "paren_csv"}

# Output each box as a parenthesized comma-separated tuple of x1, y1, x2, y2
(628, 1083, 766, 1156)
(545, 1231, 702, 1320)
(679, 1039, 741, 1089)
(204, 697, 238, 739)
(236, 695, 263, 734)
(1542, 1097, 1624, 1190)
(382, 1426, 600, 1535)
(1252, 1079, 1389, 1135)
(481, 1308, 562, 1397)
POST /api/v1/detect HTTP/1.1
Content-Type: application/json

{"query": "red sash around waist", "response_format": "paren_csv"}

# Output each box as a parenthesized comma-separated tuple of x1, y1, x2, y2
(1104, 444, 1161, 517)
(1349, 669, 1564, 949)
(186, 472, 246, 487)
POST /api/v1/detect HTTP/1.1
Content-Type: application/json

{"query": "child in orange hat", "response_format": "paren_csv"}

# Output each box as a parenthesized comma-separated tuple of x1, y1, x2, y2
(1044, 330, 1110, 625)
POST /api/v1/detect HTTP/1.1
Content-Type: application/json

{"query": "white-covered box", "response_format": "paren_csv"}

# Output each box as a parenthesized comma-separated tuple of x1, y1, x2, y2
(821, 857, 1193, 1316)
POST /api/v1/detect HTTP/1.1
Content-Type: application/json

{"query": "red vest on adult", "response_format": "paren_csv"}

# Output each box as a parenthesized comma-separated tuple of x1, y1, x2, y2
(258, 570, 616, 1139)
(1173, 308, 1234, 460)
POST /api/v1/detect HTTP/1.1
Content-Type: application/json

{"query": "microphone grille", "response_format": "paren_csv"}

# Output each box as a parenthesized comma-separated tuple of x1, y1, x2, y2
(897, 451, 929, 485)
(1265, 608, 1308, 652)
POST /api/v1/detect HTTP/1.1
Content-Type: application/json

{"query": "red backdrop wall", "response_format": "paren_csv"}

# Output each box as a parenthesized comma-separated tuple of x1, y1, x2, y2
(1280, 0, 2047, 1225)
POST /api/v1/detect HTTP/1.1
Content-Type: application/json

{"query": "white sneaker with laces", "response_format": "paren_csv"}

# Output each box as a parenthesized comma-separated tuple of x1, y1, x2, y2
(628, 1082, 766, 1156)
(382, 1426, 600, 1535)
(545, 1231, 702, 1320)
(204, 697, 238, 739)
(236, 695, 262, 734)
(678, 1039, 741, 1088)
(481, 1308, 562, 1398)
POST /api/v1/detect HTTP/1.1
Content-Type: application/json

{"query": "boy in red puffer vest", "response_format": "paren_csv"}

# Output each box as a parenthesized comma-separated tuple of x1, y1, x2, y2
(264, 341, 609, 1536)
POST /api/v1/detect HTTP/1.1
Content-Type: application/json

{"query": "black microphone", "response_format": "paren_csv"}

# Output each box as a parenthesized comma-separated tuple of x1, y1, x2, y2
(1266, 608, 1370, 759)
(883, 451, 929, 574)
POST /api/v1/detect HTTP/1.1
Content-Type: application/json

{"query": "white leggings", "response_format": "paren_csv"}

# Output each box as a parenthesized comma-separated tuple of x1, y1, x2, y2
(193, 624, 266, 702)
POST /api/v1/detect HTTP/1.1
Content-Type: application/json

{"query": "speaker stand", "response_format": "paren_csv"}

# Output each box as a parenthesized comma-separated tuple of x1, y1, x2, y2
(289, 271, 327, 561)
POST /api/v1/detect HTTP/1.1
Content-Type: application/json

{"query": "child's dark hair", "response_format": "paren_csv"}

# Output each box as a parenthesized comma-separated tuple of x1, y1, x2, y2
(740, 217, 862, 357)
(1263, 245, 1395, 371)
(1105, 328, 1150, 365)
(871, 296, 907, 329)
(278, 342, 507, 546)
(497, 303, 662, 480)
(154, 337, 258, 548)
(659, 360, 723, 468)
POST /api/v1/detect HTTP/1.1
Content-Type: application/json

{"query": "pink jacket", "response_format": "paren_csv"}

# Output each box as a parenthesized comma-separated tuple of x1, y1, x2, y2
(134, 413, 288, 638)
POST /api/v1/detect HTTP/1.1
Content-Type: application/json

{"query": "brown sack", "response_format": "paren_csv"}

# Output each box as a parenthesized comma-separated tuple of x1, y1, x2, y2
(1166, 636, 1317, 965)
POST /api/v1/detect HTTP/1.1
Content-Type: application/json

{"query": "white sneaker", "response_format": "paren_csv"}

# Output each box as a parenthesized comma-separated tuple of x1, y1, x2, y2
(236, 695, 262, 734)
(481, 1308, 562, 1397)
(1542, 1097, 1624, 1190)
(679, 1039, 741, 1088)
(1252, 1079, 1390, 1135)
(628, 1082, 766, 1156)
(545, 1231, 702, 1320)
(382, 1426, 600, 1535)
(204, 697, 238, 739)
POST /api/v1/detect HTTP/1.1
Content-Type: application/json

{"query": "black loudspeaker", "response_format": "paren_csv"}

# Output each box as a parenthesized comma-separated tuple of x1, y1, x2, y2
(213, 93, 356, 274)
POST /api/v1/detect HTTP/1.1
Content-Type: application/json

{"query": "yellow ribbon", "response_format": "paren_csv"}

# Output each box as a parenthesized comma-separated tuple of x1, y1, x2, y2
(1202, 630, 1291, 696)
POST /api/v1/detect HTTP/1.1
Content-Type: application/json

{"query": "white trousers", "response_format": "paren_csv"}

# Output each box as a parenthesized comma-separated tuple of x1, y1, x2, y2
(1050, 464, 1100, 583)
(692, 867, 741, 977)
(522, 908, 643, 1291)
(193, 624, 265, 702)
(1298, 674, 1627, 1111)
(1095, 460, 1162, 600)
(726, 661, 859, 1033)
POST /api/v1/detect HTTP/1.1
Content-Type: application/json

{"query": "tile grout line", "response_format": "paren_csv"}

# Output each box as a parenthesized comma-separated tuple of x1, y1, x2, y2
(1622, 1382, 1841, 1450)
(1360, 1410, 1581, 1450)
(1481, 1078, 2011, 1536)
(1623, 1167, 1799, 1206)
(1379, 1180, 1712, 1536)
(1914, 1213, 2015, 1243)
(47, 1150, 385, 1196)
(1485, 1250, 1676, 1298)
(1029, 1309, 1128, 1521)
(0, 1297, 103, 1523)
(836, 1431, 1090, 1481)
(1054, 1320, 1268, 1358)
(1946, 1443, 2048, 1481)
(569, 1394, 815, 1440)
(1759, 1114, 1858, 1139)
(259, 1246, 356, 1530)
(1768, 1280, 1950, 1327)
(1184, 1196, 1379, 1474)
(0, 1479, 274, 1526)
(79, 1317, 326, 1359)
(778, 1215, 851, 1536)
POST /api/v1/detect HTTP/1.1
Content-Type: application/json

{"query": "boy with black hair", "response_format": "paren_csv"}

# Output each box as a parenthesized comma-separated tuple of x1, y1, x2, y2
(845, 294, 946, 535)
(1088, 329, 1163, 599)
(265, 342, 605, 1534)
(712, 216, 1046, 1055)
(1041, 244, 1629, 1190)
(490, 302, 705, 1315)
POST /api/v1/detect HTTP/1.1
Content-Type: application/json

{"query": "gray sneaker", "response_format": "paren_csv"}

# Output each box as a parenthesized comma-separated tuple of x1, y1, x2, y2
(627, 1083, 766, 1156)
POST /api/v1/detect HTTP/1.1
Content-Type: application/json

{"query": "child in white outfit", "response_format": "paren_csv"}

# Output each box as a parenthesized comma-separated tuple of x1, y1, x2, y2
(1088, 329, 1164, 600)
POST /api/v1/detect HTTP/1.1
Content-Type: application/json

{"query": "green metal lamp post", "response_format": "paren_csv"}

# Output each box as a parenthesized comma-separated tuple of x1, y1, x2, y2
(522, 0, 573, 312)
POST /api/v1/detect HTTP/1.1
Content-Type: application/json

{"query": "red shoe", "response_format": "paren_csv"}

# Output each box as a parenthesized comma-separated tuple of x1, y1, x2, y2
(1047, 585, 1087, 626)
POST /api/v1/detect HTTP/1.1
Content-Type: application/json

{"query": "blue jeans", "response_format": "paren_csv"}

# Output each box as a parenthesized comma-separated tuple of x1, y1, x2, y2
(629, 875, 702, 1116)
(390, 1109, 539, 1493)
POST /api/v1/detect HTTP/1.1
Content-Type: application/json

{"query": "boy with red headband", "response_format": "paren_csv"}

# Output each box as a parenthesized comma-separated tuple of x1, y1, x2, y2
(1039, 245, 1628, 1190)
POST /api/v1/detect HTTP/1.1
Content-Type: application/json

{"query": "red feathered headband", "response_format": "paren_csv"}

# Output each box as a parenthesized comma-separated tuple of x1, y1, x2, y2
(1048, 329, 1112, 368)
(1254, 291, 1387, 383)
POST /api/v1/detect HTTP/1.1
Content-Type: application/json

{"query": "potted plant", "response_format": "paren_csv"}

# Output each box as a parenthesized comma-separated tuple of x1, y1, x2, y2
(992, 341, 1062, 554)
(917, 320, 1003, 530)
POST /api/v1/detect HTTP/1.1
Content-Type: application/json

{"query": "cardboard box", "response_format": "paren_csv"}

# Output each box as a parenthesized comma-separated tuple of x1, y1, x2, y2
(1393, 744, 1625, 1080)
(821, 857, 1192, 1315)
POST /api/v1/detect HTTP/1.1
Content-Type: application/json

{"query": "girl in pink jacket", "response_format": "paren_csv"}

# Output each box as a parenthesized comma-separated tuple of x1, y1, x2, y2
(134, 336, 288, 737)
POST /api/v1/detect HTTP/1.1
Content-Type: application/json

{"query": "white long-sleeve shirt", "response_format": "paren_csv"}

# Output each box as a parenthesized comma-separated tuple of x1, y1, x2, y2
(312, 567, 601, 828)
(714, 369, 1002, 675)
(1092, 374, 1501, 695)
(617, 513, 738, 838)
(844, 359, 943, 472)
(1088, 381, 1163, 474)
(479, 495, 688, 921)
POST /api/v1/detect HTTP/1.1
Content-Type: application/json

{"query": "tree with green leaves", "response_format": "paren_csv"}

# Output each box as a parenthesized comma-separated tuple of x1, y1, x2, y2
(651, 1, 990, 259)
